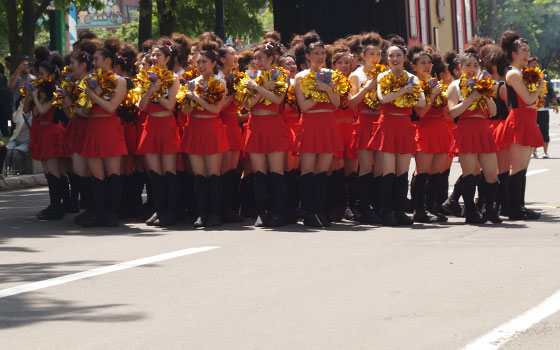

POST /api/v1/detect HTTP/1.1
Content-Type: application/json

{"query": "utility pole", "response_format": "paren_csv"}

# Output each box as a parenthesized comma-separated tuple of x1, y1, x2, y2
(215, 0, 226, 40)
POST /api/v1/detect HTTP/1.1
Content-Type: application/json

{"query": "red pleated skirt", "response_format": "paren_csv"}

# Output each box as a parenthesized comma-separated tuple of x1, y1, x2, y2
(80, 116, 128, 158)
(244, 113, 292, 154)
(295, 111, 343, 154)
(30, 122, 66, 160)
(136, 115, 180, 155)
(334, 121, 358, 159)
(489, 118, 505, 149)
(367, 114, 416, 154)
(415, 117, 453, 154)
(452, 117, 497, 154)
(498, 108, 544, 149)
(66, 117, 88, 155)
(221, 112, 244, 151)
(351, 112, 380, 151)
(180, 117, 230, 155)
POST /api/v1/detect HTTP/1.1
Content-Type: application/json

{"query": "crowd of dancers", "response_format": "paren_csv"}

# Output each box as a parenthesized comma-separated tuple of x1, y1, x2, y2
(19, 27, 548, 228)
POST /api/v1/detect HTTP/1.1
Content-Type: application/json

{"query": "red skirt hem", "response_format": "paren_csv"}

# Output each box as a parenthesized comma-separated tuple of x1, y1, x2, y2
(137, 115, 180, 155)
(452, 117, 497, 154)
(79, 116, 128, 158)
(334, 121, 358, 159)
(367, 114, 416, 154)
(244, 114, 292, 154)
(295, 111, 343, 154)
(415, 117, 453, 154)
(31, 123, 66, 160)
(180, 117, 230, 155)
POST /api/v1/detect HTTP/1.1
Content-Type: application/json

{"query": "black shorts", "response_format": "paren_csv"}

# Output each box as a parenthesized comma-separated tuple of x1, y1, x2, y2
(537, 110, 550, 142)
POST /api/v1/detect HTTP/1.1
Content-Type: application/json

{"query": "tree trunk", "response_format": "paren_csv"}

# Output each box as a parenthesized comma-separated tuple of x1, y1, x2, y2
(6, 0, 20, 67)
(21, 0, 36, 59)
(157, 0, 177, 36)
(138, 0, 153, 50)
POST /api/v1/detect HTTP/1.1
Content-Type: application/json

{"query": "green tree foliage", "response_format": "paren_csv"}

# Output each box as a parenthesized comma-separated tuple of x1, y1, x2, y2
(477, 0, 560, 75)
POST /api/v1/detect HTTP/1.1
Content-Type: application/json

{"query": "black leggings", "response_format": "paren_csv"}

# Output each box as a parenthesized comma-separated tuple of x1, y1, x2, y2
(537, 110, 550, 143)
(0, 145, 6, 172)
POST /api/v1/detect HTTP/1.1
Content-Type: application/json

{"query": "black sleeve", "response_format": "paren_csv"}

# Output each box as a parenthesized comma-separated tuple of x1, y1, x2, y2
(546, 77, 557, 101)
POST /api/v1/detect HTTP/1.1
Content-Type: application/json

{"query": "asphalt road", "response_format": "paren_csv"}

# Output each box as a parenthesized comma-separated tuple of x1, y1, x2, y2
(2, 112, 560, 350)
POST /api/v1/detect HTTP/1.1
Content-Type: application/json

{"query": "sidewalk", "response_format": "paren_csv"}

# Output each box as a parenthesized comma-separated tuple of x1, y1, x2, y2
(0, 174, 47, 191)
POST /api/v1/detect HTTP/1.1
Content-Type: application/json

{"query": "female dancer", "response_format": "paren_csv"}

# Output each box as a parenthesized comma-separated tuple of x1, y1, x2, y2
(278, 53, 301, 223)
(26, 59, 67, 220)
(347, 32, 384, 224)
(218, 45, 244, 223)
(180, 40, 228, 228)
(243, 43, 291, 227)
(80, 39, 128, 227)
(479, 44, 510, 216)
(137, 44, 181, 226)
(367, 45, 426, 226)
(64, 41, 98, 224)
(447, 52, 500, 223)
(499, 31, 545, 220)
(409, 48, 452, 222)
(294, 31, 344, 227)
(329, 47, 358, 222)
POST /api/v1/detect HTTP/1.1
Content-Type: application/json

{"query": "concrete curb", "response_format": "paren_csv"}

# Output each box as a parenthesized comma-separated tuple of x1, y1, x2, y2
(0, 174, 47, 192)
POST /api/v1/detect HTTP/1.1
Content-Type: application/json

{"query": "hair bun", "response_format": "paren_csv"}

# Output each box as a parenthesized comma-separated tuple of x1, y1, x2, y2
(302, 31, 321, 48)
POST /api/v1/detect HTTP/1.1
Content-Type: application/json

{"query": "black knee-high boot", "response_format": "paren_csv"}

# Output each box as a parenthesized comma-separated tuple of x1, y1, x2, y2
(438, 168, 450, 208)
(394, 173, 413, 225)
(184, 172, 196, 223)
(66, 173, 80, 213)
(207, 174, 222, 227)
(73, 175, 93, 223)
(327, 169, 345, 222)
(379, 173, 398, 226)
(194, 175, 209, 227)
(61, 175, 77, 213)
(268, 172, 287, 227)
(497, 172, 510, 217)
(356, 172, 381, 224)
(239, 173, 257, 218)
(140, 172, 155, 220)
(222, 169, 244, 223)
(482, 181, 502, 223)
(300, 172, 321, 227)
(411, 173, 438, 223)
(254, 171, 269, 227)
(146, 171, 165, 226)
(175, 170, 188, 221)
(38, 173, 65, 220)
(82, 176, 107, 227)
(426, 173, 448, 222)
(104, 174, 122, 227)
(153, 171, 177, 226)
(313, 171, 330, 227)
(508, 171, 525, 220)
(442, 175, 463, 217)
(520, 169, 540, 219)
(345, 171, 359, 221)
(130, 171, 144, 218)
(119, 174, 132, 218)
(461, 174, 487, 224)
(475, 173, 485, 211)
(285, 169, 299, 224)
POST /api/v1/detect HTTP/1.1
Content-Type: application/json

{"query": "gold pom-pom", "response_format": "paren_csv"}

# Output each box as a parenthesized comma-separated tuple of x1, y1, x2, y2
(233, 71, 257, 105)
(421, 79, 448, 108)
(459, 74, 495, 111)
(177, 76, 225, 111)
(134, 65, 175, 102)
(300, 70, 351, 103)
(225, 70, 246, 96)
(76, 69, 118, 109)
(179, 67, 199, 84)
(537, 81, 548, 109)
(378, 72, 421, 108)
(117, 88, 140, 123)
(286, 85, 298, 111)
(522, 66, 544, 93)
(255, 67, 289, 105)
(365, 64, 389, 80)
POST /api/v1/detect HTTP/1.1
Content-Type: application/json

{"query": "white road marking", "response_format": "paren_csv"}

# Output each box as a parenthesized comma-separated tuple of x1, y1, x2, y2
(462, 289, 560, 350)
(550, 138, 560, 141)
(550, 133, 558, 136)
(526, 169, 549, 176)
(0, 246, 219, 299)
